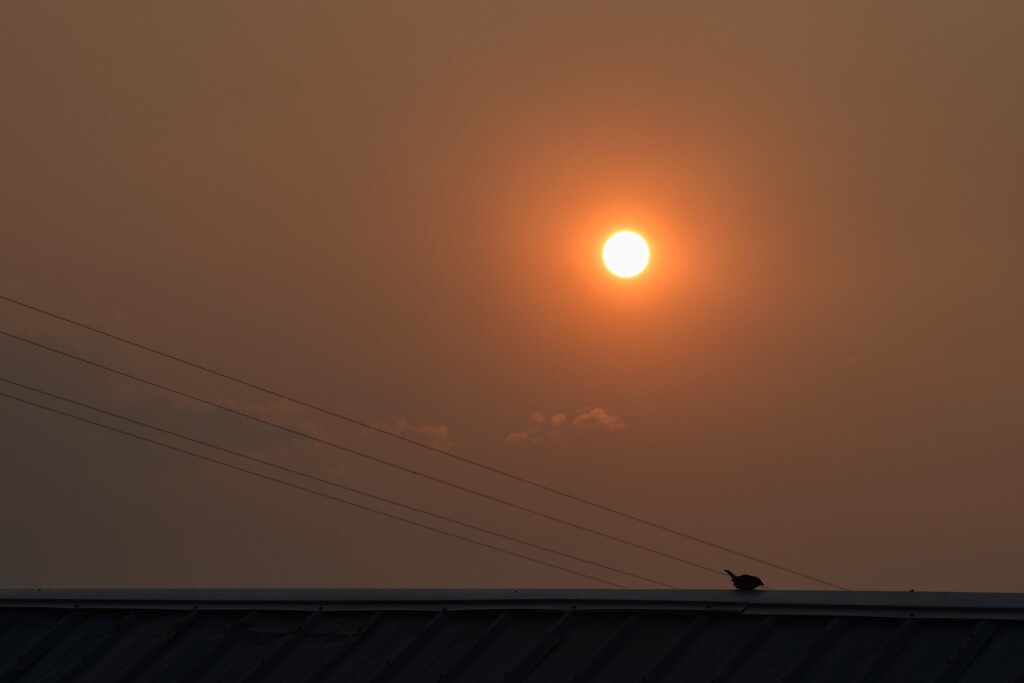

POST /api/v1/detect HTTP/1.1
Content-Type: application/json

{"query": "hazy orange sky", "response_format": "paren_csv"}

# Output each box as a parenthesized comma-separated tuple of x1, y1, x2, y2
(2, 3, 1022, 591)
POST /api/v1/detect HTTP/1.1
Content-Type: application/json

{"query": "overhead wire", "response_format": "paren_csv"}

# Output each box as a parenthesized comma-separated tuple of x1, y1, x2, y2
(0, 294, 848, 590)
(0, 387, 631, 589)
(0, 329, 722, 580)
(0, 375, 677, 588)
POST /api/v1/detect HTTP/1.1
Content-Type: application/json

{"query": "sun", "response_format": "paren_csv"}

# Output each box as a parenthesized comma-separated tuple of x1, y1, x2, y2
(603, 231, 650, 278)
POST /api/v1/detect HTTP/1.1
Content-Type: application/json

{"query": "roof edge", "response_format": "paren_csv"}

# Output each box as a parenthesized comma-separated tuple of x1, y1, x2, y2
(2, 588, 1024, 620)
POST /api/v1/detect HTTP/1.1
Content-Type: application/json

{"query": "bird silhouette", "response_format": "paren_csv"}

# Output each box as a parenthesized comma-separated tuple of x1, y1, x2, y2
(725, 569, 764, 591)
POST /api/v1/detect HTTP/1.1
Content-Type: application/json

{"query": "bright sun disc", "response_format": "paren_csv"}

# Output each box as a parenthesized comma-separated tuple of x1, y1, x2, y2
(603, 231, 650, 278)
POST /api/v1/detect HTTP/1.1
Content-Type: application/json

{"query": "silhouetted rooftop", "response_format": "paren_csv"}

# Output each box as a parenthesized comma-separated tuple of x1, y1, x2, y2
(2, 588, 1023, 681)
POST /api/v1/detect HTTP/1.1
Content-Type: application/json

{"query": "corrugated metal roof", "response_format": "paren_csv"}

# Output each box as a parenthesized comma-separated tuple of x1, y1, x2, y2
(1, 589, 1022, 681)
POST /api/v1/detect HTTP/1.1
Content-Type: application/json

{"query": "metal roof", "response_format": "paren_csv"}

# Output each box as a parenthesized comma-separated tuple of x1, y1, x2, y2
(1, 589, 1023, 681)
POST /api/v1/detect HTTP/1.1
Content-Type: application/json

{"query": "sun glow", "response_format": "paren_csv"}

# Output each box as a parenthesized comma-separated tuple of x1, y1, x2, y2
(603, 231, 650, 278)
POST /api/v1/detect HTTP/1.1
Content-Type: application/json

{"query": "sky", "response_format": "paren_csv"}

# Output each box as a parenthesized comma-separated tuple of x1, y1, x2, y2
(1, 2, 1022, 592)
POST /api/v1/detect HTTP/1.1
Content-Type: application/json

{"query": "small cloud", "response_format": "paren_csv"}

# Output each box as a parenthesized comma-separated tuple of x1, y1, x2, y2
(231, 398, 333, 440)
(572, 407, 625, 431)
(102, 378, 335, 440)
(377, 418, 453, 449)
(505, 406, 626, 445)
(102, 375, 216, 414)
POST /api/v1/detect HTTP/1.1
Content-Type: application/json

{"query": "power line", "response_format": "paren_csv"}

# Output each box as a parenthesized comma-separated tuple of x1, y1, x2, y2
(0, 376, 676, 588)
(0, 388, 628, 589)
(0, 329, 723, 580)
(0, 294, 848, 590)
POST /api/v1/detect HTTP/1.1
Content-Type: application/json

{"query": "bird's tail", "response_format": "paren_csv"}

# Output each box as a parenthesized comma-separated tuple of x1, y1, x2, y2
(724, 569, 736, 578)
